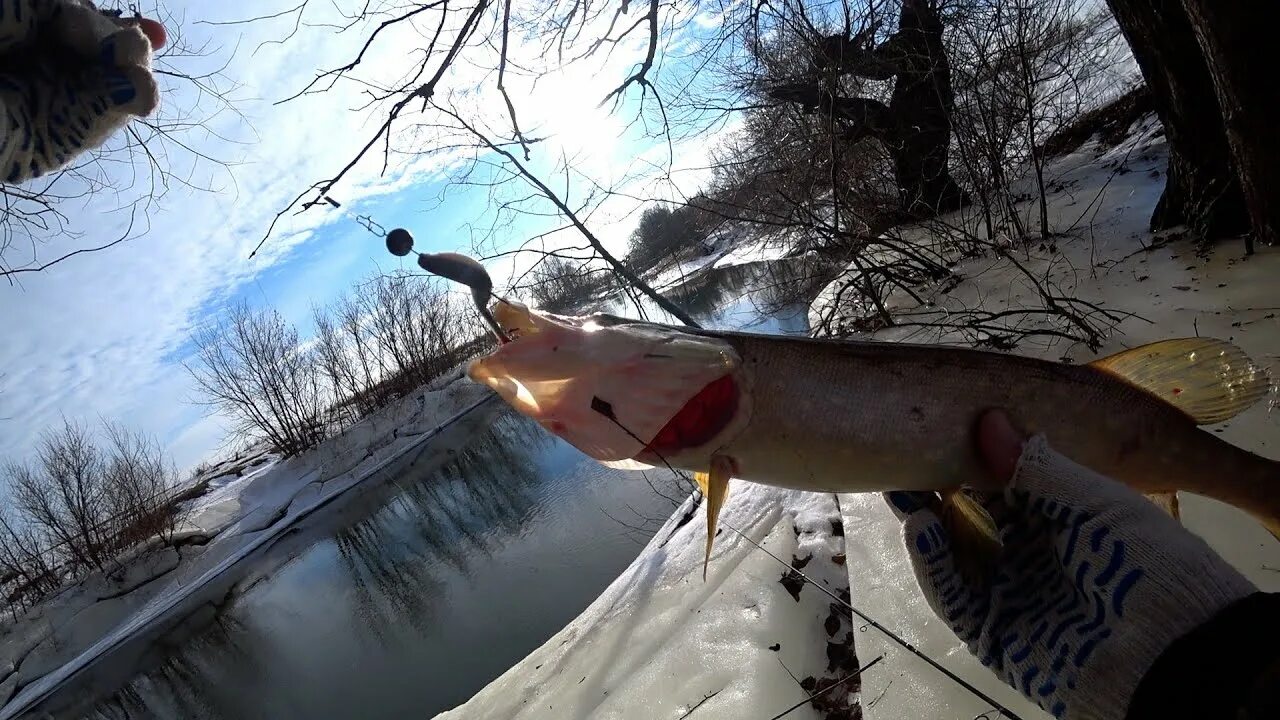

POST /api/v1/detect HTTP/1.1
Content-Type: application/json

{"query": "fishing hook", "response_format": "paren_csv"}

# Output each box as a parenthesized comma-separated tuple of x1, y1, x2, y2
(384, 228, 511, 343)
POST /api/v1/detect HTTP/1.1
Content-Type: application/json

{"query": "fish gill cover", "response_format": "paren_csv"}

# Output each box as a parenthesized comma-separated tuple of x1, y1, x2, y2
(466, 300, 739, 464)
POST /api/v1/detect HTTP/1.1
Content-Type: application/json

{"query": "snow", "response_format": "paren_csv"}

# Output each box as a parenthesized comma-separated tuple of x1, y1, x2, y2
(646, 233, 794, 295)
(711, 237, 793, 270)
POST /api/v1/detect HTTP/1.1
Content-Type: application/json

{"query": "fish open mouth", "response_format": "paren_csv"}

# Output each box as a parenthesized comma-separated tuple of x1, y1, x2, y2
(467, 300, 744, 465)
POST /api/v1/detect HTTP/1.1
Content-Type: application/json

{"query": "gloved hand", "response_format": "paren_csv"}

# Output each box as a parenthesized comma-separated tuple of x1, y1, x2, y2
(1, 0, 166, 184)
(885, 410, 1257, 720)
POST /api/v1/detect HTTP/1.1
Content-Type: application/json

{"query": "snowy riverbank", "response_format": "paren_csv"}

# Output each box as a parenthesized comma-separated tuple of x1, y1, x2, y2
(833, 110, 1280, 720)
(0, 376, 496, 718)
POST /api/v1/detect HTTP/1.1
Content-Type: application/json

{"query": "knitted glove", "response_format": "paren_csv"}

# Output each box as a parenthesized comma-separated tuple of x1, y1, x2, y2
(1, 0, 164, 183)
(885, 434, 1256, 720)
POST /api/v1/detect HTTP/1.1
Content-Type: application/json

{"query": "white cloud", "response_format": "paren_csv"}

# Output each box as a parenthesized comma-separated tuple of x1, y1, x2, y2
(0, 0, 735, 475)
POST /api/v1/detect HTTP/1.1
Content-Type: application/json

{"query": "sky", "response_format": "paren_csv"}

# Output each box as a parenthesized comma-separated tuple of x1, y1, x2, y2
(0, 0, 736, 475)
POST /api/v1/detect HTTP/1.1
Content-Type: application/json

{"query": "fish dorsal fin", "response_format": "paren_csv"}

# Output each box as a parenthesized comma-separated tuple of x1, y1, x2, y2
(696, 456, 734, 581)
(1089, 338, 1272, 425)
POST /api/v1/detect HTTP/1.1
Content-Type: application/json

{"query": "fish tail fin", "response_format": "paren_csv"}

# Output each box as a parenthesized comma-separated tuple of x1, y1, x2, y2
(939, 489, 1001, 586)
(1088, 337, 1273, 424)
(1090, 338, 1280, 543)
(695, 456, 733, 581)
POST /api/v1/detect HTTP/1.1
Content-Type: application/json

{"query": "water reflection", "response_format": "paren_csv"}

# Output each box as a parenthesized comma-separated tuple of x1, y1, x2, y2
(75, 408, 677, 720)
(596, 256, 844, 334)
(69, 256, 825, 720)
(83, 615, 269, 720)
(328, 409, 551, 642)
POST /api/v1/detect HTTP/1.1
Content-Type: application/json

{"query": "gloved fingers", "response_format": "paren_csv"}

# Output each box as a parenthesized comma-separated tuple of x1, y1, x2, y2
(884, 492, 952, 581)
(0, 2, 39, 53)
(884, 492, 975, 619)
(97, 64, 159, 116)
(1005, 435, 1183, 532)
(0, 60, 153, 185)
(115, 16, 167, 52)
(883, 490, 936, 522)
(99, 27, 154, 68)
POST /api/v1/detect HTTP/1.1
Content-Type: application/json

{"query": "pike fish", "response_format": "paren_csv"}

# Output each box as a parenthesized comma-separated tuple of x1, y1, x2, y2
(412, 251, 1280, 578)
(467, 300, 1280, 576)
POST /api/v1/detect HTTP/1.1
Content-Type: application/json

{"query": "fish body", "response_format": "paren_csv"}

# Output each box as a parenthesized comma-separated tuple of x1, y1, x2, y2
(646, 327, 1274, 512)
(466, 301, 1280, 574)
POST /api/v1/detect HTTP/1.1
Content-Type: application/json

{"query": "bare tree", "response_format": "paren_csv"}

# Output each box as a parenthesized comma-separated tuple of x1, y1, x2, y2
(1, 418, 181, 612)
(765, 0, 968, 218)
(10, 421, 114, 574)
(313, 271, 489, 424)
(948, 0, 1125, 242)
(186, 303, 327, 457)
(101, 421, 182, 547)
(0, 505, 61, 616)
(625, 204, 709, 275)
(227, 0, 1147, 361)
(523, 255, 616, 313)
(1103, 0, 1280, 253)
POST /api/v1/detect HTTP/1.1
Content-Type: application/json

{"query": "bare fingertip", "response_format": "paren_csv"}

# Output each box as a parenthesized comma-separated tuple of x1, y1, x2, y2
(139, 19, 167, 50)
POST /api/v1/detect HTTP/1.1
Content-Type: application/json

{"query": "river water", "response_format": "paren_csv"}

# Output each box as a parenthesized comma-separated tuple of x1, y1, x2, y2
(71, 256, 839, 720)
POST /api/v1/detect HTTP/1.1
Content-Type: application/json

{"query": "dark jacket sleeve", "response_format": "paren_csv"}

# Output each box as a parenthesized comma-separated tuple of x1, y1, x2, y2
(1127, 592, 1280, 720)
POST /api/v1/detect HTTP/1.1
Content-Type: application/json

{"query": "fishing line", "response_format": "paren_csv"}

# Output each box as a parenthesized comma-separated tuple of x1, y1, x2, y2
(588, 408, 1026, 720)
(765, 654, 884, 720)
(722, 523, 1025, 720)
(321, 196, 388, 238)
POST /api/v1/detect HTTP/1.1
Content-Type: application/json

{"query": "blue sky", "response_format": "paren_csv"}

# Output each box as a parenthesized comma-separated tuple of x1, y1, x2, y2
(0, 0, 734, 474)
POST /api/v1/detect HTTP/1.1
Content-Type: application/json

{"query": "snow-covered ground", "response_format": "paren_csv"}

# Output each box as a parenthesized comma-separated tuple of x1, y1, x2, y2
(432, 115, 1280, 720)
(647, 234, 795, 294)
(830, 114, 1280, 720)
(437, 487, 858, 720)
(0, 377, 496, 718)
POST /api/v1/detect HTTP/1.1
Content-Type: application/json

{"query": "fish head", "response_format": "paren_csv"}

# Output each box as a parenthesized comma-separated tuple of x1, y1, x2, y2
(467, 300, 746, 468)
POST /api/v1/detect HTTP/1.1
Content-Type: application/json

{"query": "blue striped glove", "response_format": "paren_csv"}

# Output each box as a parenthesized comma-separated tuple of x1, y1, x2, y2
(885, 430, 1255, 720)
(1, 0, 163, 183)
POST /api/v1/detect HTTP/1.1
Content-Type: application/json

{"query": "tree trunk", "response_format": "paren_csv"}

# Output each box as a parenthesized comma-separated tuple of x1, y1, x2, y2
(886, 0, 967, 217)
(774, 0, 967, 218)
(1104, 0, 1248, 243)
(1179, 0, 1280, 253)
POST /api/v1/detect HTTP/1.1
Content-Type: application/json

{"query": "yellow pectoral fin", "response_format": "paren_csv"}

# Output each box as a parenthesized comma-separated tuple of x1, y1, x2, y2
(1145, 491, 1181, 520)
(696, 456, 734, 581)
(940, 489, 1001, 586)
